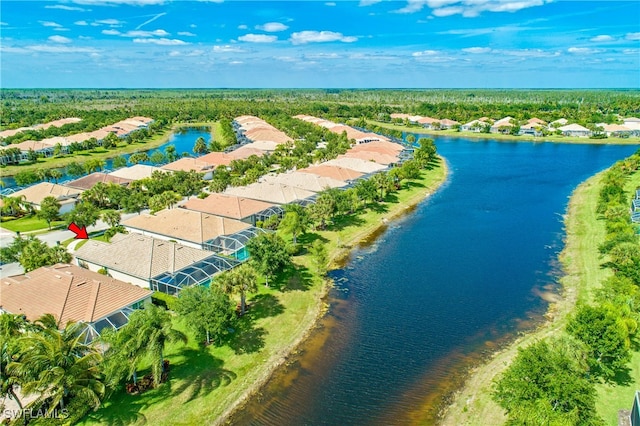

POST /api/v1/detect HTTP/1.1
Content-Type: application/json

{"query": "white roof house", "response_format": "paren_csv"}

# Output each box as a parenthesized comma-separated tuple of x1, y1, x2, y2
(558, 124, 592, 137)
(622, 117, 640, 131)
(225, 182, 316, 205)
(260, 171, 348, 192)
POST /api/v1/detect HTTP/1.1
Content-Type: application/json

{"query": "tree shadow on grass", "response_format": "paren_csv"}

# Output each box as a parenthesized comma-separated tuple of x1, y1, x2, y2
(249, 293, 285, 320)
(297, 232, 328, 246)
(609, 365, 634, 386)
(404, 180, 426, 189)
(279, 264, 314, 293)
(327, 214, 366, 232)
(368, 202, 390, 214)
(170, 348, 237, 402)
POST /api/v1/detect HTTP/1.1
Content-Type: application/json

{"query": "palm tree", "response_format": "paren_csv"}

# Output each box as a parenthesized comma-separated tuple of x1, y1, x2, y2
(123, 306, 187, 386)
(216, 263, 258, 315)
(49, 169, 63, 184)
(1, 195, 26, 217)
(0, 314, 28, 410)
(8, 316, 105, 414)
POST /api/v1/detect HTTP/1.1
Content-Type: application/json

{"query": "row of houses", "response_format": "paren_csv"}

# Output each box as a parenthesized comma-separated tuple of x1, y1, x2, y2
(0, 117, 154, 165)
(0, 117, 82, 140)
(0, 115, 410, 342)
(393, 113, 640, 138)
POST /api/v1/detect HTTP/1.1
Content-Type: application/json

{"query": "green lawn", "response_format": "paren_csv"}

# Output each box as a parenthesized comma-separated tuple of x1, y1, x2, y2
(0, 215, 65, 233)
(366, 120, 640, 145)
(80, 163, 448, 426)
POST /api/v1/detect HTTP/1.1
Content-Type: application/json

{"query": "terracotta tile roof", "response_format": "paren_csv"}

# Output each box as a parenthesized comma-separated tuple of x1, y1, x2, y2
(122, 208, 251, 244)
(243, 128, 292, 144)
(11, 182, 83, 206)
(0, 264, 151, 326)
(75, 233, 213, 280)
(527, 117, 547, 125)
(161, 157, 216, 173)
(322, 157, 388, 174)
(351, 141, 404, 155)
(417, 117, 439, 124)
(342, 150, 398, 165)
(439, 119, 460, 126)
(198, 152, 234, 167)
(0, 140, 52, 152)
(182, 193, 275, 220)
(108, 164, 164, 181)
(227, 145, 267, 159)
(65, 172, 132, 190)
(261, 171, 348, 192)
(299, 164, 365, 181)
(225, 182, 316, 205)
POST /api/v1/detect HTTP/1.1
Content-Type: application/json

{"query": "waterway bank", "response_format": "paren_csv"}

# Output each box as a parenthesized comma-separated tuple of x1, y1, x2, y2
(367, 120, 640, 145)
(440, 160, 640, 425)
(219, 160, 449, 425)
(0, 122, 215, 179)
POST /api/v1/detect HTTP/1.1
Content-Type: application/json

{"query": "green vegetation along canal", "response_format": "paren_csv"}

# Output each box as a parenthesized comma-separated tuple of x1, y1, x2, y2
(231, 138, 639, 425)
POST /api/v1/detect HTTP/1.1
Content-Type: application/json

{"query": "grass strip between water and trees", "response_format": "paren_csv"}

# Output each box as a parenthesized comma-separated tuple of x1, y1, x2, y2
(72, 160, 447, 426)
(441, 150, 640, 426)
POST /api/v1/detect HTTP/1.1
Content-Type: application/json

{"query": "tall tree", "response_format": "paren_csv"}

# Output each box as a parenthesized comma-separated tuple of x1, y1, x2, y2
(193, 137, 208, 155)
(0, 314, 28, 410)
(65, 201, 100, 229)
(279, 204, 310, 244)
(216, 263, 258, 315)
(174, 285, 236, 345)
(101, 209, 121, 229)
(8, 317, 105, 415)
(247, 232, 292, 287)
(37, 196, 61, 230)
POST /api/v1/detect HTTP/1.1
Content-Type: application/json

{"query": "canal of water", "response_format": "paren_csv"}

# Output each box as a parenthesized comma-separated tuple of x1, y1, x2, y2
(230, 138, 639, 425)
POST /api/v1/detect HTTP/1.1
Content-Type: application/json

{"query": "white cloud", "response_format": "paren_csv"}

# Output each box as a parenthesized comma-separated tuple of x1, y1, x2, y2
(276, 56, 297, 62)
(95, 19, 122, 26)
(75, 20, 89, 26)
(40, 21, 63, 28)
(590, 35, 614, 42)
(395, 0, 551, 17)
(178, 31, 196, 37)
(238, 34, 278, 43)
(169, 50, 181, 57)
(290, 31, 357, 44)
(567, 47, 601, 55)
(230, 61, 243, 65)
(412, 49, 440, 56)
(123, 29, 170, 37)
(213, 45, 246, 52)
(238, 24, 248, 30)
(626, 32, 640, 41)
(45, 5, 88, 11)
(0, 22, 7, 26)
(325, 2, 336, 5)
(2, 44, 99, 54)
(255, 22, 289, 32)
(102, 29, 121, 35)
(48, 35, 72, 44)
(190, 24, 197, 28)
(307, 52, 342, 59)
(133, 38, 188, 45)
(360, 0, 382, 5)
(462, 47, 491, 53)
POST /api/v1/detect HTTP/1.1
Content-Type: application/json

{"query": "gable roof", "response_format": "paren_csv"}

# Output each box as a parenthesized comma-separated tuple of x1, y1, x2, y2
(181, 193, 275, 220)
(261, 171, 348, 192)
(298, 164, 365, 181)
(108, 164, 164, 181)
(342, 150, 398, 165)
(559, 123, 591, 132)
(322, 157, 388, 174)
(65, 172, 132, 190)
(0, 263, 151, 327)
(122, 208, 251, 244)
(161, 157, 215, 173)
(74, 233, 214, 279)
(225, 182, 316, 204)
(11, 182, 83, 206)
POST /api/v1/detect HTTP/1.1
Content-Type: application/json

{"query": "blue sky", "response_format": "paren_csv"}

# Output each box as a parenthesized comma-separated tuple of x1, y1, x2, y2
(1, 0, 639, 88)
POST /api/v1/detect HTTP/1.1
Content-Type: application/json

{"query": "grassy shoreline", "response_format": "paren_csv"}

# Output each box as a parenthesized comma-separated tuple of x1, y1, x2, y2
(0, 122, 216, 178)
(440, 165, 640, 425)
(367, 120, 640, 145)
(82, 160, 448, 426)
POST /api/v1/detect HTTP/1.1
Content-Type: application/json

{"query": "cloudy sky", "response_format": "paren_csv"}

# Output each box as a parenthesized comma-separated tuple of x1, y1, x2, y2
(1, 0, 639, 88)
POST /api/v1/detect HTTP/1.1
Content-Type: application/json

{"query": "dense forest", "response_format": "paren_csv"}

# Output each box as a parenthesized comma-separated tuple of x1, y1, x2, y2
(2, 89, 639, 137)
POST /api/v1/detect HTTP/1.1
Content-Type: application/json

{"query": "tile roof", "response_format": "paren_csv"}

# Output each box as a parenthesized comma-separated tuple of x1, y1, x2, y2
(161, 157, 216, 173)
(342, 150, 398, 165)
(197, 151, 234, 167)
(122, 208, 251, 244)
(108, 164, 164, 181)
(261, 171, 348, 192)
(298, 164, 365, 181)
(559, 123, 591, 132)
(11, 182, 83, 206)
(65, 172, 132, 190)
(0, 263, 151, 326)
(74, 233, 213, 279)
(225, 182, 316, 204)
(351, 141, 404, 155)
(0, 140, 53, 152)
(322, 157, 388, 174)
(181, 193, 275, 220)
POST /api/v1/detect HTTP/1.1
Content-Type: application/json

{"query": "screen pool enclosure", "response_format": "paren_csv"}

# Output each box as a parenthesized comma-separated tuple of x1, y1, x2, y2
(203, 226, 269, 261)
(150, 253, 241, 295)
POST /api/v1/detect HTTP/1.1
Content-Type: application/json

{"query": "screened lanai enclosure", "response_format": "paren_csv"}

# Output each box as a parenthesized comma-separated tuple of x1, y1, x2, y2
(80, 304, 141, 344)
(204, 226, 269, 261)
(150, 254, 241, 295)
(254, 205, 285, 224)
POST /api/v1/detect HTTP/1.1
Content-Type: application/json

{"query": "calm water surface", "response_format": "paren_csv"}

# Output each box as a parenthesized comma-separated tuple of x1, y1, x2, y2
(232, 139, 639, 426)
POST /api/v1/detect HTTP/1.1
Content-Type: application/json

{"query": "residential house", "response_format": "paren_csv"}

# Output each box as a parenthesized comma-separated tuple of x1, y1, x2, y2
(65, 172, 132, 191)
(0, 263, 152, 342)
(548, 118, 568, 129)
(74, 233, 240, 295)
(161, 157, 216, 180)
(322, 157, 388, 174)
(181, 193, 279, 225)
(595, 123, 634, 138)
(558, 124, 592, 137)
(623, 117, 640, 131)
(260, 171, 348, 192)
(9, 182, 83, 214)
(439, 119, 460, 130)
(491, 117, 515, 134)
(108, 164, 164, 181)
(225, 181, 317, 205)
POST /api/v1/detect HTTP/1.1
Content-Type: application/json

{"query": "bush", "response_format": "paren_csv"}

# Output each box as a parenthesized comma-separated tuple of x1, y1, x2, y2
(151, 291, 177, 311)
